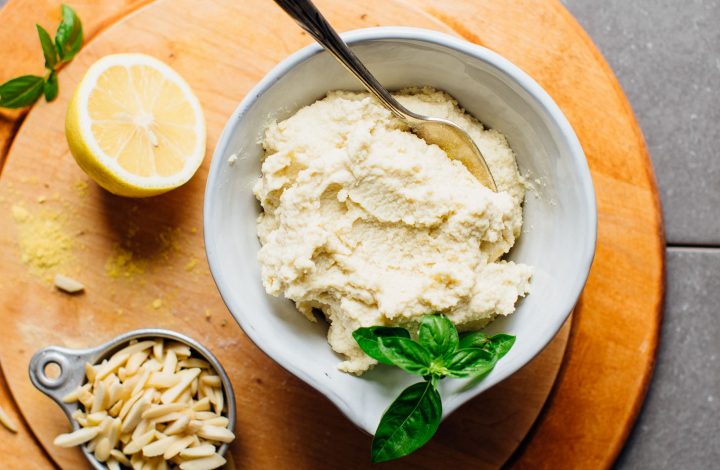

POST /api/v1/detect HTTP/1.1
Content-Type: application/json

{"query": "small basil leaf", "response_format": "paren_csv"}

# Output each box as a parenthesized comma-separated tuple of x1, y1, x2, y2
(458, 331, 489, 349)
(36, 24, 58, 69)
(55, 4, 83, 61)
(378, 337, 432, 376)
(445, 348, 495, 378)
(372, 381, 442, 463)
(0, 75, 45, 108)
(418, 314, 458, 358)
(43, 71, 59, 102)
(488, 334, 516, 360)
(352, 326, 410, 365)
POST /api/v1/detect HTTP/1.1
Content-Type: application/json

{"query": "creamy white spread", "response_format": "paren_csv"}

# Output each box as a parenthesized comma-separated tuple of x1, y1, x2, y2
(253, 88, 532, 374)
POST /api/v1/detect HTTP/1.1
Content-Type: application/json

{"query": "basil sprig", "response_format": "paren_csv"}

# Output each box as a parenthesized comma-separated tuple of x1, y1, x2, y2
(0, 5, 82, 109)
(353, 314, 515, 463)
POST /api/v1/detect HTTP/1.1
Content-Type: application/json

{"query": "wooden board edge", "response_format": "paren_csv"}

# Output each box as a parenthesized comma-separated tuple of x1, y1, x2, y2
(539, 2, 666, 465)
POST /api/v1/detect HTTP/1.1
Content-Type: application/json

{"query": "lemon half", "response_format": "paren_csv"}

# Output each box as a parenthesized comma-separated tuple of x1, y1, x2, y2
(66, 53, 206, 197)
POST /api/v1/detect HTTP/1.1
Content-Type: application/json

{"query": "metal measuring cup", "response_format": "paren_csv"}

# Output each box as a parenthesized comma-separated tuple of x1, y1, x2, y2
(29, 328, 236, 470)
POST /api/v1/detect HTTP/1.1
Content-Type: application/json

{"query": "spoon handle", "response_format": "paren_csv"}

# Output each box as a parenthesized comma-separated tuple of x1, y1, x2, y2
(273, 0, 414, 120)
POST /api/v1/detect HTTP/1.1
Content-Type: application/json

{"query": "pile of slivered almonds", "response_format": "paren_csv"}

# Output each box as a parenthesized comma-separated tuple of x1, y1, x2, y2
(54, 339, 234, 470)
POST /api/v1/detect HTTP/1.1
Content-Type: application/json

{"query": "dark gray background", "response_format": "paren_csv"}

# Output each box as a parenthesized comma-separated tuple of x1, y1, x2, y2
(2, 0, 718, 468)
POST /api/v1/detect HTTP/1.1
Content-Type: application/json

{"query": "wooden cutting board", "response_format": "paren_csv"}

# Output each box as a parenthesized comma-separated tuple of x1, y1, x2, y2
(0, 0, 663, 469)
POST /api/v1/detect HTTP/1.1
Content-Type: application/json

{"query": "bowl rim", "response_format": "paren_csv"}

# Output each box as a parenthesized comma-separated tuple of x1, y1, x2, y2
(204, 26, 597, 431)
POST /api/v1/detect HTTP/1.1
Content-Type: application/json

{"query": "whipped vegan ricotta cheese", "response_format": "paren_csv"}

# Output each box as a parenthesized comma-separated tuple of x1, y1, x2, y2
(253, 88, 532, 374)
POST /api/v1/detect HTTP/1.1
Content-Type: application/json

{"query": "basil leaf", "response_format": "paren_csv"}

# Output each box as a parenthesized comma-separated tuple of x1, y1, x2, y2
(55, 4, 83, 61)
(444, 348, 496, 378)
(372, 381, 442, 463)
(418, 314, 458, 358)
(0, 75, 45, 108)
(378, 337, 432, 376)
(36, 24, 58, 69)
(352, 326, 410, 365)
(458, 331, 489, 350)
(487, 334, 516, 360)
(43, 71, 59, 102)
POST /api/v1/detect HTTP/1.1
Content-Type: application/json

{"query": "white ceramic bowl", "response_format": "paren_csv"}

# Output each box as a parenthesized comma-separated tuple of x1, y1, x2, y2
(204, 27, 596, 434)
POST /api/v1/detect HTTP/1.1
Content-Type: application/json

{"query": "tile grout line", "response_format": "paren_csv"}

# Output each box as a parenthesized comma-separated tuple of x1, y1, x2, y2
(666, 244, 720, 251)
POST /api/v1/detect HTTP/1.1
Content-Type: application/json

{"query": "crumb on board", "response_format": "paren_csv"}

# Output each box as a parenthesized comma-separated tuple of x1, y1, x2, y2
(0, 404, 18, 433)
(11, 204, 74, 274)
(184, 257, 199, 272)
(151, 298, 163, 310)
(54, 274, 85, 294)
(73, 180, 89, 197)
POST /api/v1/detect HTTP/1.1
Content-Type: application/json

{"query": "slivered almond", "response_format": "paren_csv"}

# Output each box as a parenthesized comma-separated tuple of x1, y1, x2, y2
(214, 388, 224, 415)
(84, 363, 97, 383)
(95, 353, 130, 381)
(152, 341, 164, 361)
(163, 434, 194, 459)
(160, 368, 201, 404)
(121, 397, 150, 434)
(110, 449, 131, 466)
(179, 358, 211, 369)
(178, 453, 226, 470)
(179, 444, 216, 458)
(163, 415, 190, 435)
(53, 274, 85, 293)
(191, 397, 211, 412)
(54, 426, 100, 447)
(142, 435, 180, 457)
(95, 437, 111, 462)
(62, 383, 89, 403)
(147, 372, 180, 389)
(91, 381, 106, 414)
(204, 417, 229, 428)
(166, 343, 191, 357)
(197, 425, 235, 443)
(87, 411, 108, 426)
(126, 350, 150, 375)
(113, 341, 156, 361)
(162, 350, 177, 374)
(142, 403, 186, 420)
(199, 375, 221, 387)
(123, 429, 156, 455)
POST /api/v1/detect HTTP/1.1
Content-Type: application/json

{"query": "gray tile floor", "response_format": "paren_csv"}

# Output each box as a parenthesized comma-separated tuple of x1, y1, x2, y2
(1, 0, 717, 468)
(563, 1, 720, 468)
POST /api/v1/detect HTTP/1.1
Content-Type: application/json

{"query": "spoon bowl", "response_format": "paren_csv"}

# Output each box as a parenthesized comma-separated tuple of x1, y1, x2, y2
(273, 0, 497, 191)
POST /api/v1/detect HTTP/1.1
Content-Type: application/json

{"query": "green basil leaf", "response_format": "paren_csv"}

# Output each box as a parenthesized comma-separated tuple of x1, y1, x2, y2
(43, 71, 59, 102)
(36, 24, 58, 69)
(372, 381, 442, 463)
(378, 337, 432, 376)
(444, 348, 496, 378)
(418, 314, 458, 358)
(352, 326, 410, 365)
(0, 75, 45, 108)
(458, 331, 489, 350)
(55, 4, 83, 61)
(487, 334, 516, 360)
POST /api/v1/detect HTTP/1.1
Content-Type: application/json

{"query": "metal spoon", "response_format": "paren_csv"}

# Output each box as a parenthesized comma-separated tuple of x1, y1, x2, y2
(273, 0, 498, 191)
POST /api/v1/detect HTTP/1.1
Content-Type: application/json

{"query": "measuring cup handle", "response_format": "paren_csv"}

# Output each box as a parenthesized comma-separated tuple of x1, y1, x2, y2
(29, 346, 93, 408)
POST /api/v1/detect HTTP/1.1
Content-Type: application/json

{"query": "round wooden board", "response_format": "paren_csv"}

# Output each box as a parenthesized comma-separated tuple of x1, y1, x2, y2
(0, 0, 664, 469)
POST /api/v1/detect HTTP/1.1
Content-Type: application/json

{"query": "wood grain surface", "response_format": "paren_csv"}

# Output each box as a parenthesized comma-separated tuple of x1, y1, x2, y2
(0, 0, 571, 468)
(0, 0, 664, 468)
